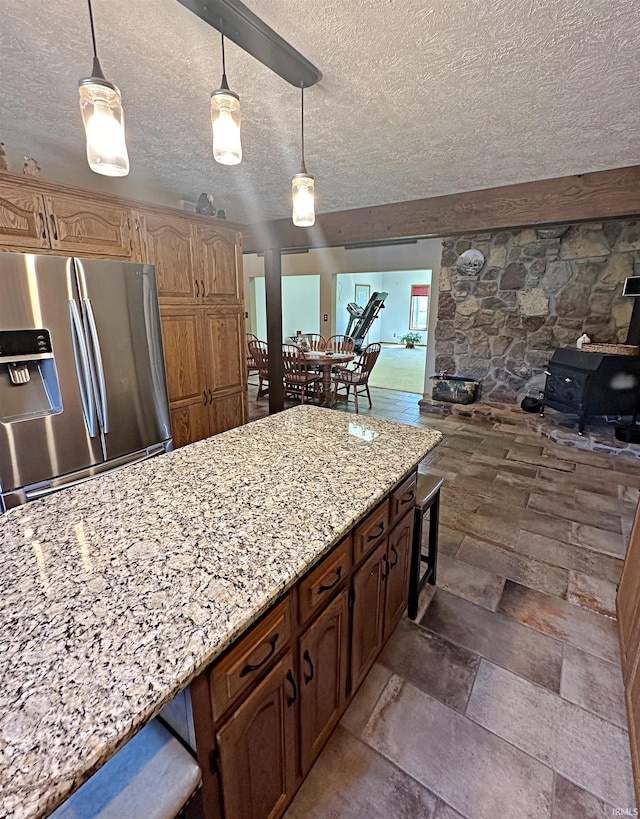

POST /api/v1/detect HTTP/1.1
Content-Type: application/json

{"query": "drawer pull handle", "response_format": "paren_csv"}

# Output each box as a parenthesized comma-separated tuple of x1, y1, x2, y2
(303, 650, 315, 684)
(49, 213, 58, 240)
(38, 212, 47, 239)
(286, 669, 298, 706)
(367, 522, 385, 541)
(318, 566, 342, 593)
(381, 555, 390, 580)
(389, 544, 399, 569)
(201, 279, 205, 298)
(195, 279, 200, 298)
(203, 390, 208, 405)
(239, 633, 279, 677)
(399, 490, 415, 506)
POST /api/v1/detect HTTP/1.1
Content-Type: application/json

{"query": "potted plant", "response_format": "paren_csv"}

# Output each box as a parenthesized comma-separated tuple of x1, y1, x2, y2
(400, 331, 422, 348)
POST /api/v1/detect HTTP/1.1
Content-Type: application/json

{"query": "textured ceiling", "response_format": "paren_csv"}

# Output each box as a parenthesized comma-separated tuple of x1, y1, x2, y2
(1, 0, 639, 224)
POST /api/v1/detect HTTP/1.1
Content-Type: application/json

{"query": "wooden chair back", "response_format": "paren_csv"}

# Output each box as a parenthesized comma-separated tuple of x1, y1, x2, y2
(248, 339, 269, 376)
(326, 335, 355, 354)
(303, 334, 327, 352)
(246, 333, 259, 369)
(357, 343, 382, 382)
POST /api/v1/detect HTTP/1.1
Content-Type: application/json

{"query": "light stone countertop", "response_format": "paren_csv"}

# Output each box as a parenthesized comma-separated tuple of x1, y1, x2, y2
(0, 405, 441, 818)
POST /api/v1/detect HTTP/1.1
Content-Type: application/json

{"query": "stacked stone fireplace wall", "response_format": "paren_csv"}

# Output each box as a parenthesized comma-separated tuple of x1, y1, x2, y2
(434, 220, 640, 404)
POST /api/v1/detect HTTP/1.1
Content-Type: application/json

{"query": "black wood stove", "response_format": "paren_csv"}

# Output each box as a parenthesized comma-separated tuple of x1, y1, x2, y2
(541, 348, 640, 434)
(541, 276, 640, 435)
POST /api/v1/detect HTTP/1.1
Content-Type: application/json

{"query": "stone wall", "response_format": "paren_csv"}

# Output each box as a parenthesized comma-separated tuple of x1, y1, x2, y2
(434, 220, 640, 403)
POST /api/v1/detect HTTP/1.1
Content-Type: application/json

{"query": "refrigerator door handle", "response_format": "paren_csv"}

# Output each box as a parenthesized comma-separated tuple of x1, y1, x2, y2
(83, 297, 109, 434)
(69, 298, 97, 437)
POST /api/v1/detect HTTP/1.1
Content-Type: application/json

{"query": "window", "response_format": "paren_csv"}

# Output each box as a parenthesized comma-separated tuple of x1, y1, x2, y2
(409, 285, 429, 330)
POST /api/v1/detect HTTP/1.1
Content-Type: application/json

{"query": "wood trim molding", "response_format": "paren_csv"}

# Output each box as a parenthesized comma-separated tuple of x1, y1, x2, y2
(242, 165, 640, 253)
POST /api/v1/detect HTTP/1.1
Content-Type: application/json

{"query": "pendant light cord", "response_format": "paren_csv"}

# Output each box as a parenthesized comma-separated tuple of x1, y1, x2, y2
(300, 84, 307, 173)
(87, 0, 98, 59)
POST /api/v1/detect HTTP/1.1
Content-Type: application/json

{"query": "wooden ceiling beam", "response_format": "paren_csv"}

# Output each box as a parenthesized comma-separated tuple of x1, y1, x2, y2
(242, 165, 640, 253)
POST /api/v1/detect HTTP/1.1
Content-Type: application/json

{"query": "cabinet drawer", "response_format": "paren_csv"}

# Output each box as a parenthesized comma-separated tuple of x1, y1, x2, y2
(353, 500, 389, 564)
(389, 472, 417, 529)
(211, 597, 291, 721)
(298, 535, 352, 625)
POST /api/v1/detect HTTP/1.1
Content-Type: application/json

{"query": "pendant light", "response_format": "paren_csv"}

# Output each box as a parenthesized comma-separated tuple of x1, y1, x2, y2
(78, 0, 129, 177)
(211, 34, 242, 165)
(292, 85, 315, 227)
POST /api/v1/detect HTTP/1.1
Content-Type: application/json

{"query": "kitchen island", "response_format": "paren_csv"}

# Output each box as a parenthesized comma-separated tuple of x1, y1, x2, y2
(0, 406, 441, 818)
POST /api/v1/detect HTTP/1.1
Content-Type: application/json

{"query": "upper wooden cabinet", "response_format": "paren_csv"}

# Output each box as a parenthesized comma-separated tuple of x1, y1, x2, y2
(43, 193, 133, 257)
(197, 226, 243, 302)
(141, 212, 196, 302)
(0, 183, 50, 250)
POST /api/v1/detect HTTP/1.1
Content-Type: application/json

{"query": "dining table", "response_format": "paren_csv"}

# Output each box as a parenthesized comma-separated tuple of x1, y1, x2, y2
(302, 350, 355, 405)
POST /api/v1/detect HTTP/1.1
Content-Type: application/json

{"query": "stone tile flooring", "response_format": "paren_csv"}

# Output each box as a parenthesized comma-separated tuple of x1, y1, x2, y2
(265, 385, 639, 818)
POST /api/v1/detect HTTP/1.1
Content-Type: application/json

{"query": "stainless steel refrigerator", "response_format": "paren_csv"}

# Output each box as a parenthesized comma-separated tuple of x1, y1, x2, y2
(0, 253, 172, 511)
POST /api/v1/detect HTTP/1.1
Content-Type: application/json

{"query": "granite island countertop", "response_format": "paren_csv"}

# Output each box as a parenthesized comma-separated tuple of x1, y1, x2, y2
(0, 405, 441, 818)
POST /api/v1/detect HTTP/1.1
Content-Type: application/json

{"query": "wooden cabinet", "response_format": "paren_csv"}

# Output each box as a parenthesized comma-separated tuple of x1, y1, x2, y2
(191, 471, 418, 819)
(198, 226, 243, 302)
(350, 539, 387, 692)
(43, 192, 133, 257)
(351, 508, 414, 689)
(216, 654, 297, 819)
(299, 589, 349, 775)
(141, 212, 197, 302)
(383, 511, 414, 640)
(159, 305, 247, 445)
(0, 182, 49, 250)
(0, 182, 133, 257)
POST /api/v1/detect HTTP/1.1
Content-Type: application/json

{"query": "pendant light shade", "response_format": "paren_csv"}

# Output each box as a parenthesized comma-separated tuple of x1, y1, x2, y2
(78, 1, 129, 177)
(211, 34, 242, 165)
(292, 86, 315, 227)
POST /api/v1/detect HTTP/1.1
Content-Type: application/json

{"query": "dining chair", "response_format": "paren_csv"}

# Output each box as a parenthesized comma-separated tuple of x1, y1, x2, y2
(282, 344, 322, 404)
(326, 334, 355, 354)
(246, 333, 259, 380)
(302, 334, 327, 352)
(332, 342, 381, 413)
(248, 339, 270, 399)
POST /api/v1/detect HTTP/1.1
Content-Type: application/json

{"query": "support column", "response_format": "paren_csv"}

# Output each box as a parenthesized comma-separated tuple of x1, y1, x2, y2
(264, 248, 284, 413)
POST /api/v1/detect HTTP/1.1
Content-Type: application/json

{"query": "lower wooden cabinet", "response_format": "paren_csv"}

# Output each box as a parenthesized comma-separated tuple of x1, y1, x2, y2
(194, 481, 417, 819)
(216, 654, 297, 819)
(383, 511, 414, 640)
(350, 539, 387, 692)
(299, 589, 349, 775)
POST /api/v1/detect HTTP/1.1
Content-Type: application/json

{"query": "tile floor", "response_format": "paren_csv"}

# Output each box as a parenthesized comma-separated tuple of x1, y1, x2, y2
(250, 385, 639, 819)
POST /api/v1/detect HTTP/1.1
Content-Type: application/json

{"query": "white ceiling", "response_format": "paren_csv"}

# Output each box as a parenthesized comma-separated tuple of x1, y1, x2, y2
(1, 0, 639, 224)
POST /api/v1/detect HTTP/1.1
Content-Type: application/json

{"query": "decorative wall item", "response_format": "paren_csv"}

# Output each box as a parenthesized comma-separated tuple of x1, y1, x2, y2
(196, 193, 217, 216)
(22, 157, 41, 177)
(0, 143, 7, 172)
(455, 248, 485, 275)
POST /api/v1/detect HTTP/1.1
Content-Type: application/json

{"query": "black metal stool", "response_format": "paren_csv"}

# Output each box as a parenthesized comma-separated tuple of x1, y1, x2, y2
(408, 473, 443, 620)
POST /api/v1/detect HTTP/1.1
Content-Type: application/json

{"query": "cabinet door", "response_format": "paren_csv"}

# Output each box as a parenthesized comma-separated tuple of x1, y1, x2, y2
(350, 539, 387, 692)
(169, 402, 209, 448)
(202, 307, 246, 394)
(383, 511, 414, 641)
(197, 226, 242, 301)
(209, 390, 247, 436)
(0, 183, 50, 250)
(216, 654, 297, 819)
(160, 307, 209, 447)
(618, 501, 640, 680)
(43, 193, 133, 257)
(299, 589, 349, 775)
(142, 212, 196, 302)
